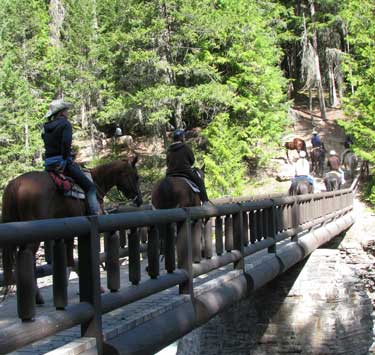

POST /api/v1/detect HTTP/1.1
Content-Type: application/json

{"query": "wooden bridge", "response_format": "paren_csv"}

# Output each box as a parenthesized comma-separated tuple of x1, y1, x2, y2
(0, 184, 357, 355)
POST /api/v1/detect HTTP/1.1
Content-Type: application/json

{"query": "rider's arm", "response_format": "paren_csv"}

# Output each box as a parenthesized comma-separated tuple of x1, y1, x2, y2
(185, 144, 195, 166)
(61, 120, 73, 160)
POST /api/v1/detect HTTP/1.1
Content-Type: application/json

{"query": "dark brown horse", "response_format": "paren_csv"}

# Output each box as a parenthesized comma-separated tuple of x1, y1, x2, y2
(151, 168, 204, 209)
(284, 138, 307, 163)
(310, 146, 326, 177)
(2, 157, 142, 304)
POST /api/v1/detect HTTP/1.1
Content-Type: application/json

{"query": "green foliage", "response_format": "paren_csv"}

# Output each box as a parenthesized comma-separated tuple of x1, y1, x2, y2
(339, 0, 375, 203)
(0, 0, 290, 200)
(202, 113, 247, 197)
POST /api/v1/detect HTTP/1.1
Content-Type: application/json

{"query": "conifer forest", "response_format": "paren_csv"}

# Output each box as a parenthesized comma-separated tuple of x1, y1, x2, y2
(0, 0, 374, 202)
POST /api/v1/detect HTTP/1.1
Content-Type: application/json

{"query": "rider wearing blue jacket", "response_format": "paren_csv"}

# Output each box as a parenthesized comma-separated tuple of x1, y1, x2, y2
(42, 99, 101, 215)
(311, 129, 322, 148)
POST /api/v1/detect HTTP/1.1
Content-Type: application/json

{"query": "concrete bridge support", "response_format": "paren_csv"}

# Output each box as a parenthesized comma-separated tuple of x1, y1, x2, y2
(177, 248, 373, 355)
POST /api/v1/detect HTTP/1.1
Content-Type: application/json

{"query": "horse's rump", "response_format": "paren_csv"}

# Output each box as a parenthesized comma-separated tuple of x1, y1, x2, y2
(151, 176, 200, 209)
(289, 178, 313, 196)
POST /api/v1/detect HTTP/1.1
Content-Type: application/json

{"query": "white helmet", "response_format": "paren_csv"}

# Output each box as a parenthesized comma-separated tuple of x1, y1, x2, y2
(299, 150, 307, 158)
(329, 150, 337, 156)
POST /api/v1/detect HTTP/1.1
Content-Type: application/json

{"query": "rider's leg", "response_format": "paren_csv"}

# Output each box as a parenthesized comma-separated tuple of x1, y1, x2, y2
(65, 162, 101, 215)
(338, 168, 346, 185)
(185, 170, 209, 202)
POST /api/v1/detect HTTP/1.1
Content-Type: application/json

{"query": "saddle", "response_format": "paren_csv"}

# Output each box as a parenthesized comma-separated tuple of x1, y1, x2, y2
(166, 173, 201, 193)
(48, 170, 92, 200)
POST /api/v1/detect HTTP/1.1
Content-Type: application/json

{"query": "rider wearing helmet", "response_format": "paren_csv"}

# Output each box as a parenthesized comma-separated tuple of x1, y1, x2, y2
(166, 129, 209, 204)
(42, 99, 101, 215)
(311, 129, 323, 148)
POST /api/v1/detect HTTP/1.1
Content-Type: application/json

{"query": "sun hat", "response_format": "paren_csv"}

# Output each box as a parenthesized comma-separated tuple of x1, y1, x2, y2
(329, 150, 337, 156)
(312, 129, 318, 135)
(44, 99, 72, 119)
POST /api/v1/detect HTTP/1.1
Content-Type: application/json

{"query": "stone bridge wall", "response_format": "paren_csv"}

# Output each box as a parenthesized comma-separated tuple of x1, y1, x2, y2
(177, 249, 373, 355)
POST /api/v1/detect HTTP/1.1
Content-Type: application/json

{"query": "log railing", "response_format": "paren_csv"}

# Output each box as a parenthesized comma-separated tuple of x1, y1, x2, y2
(0, 187, 354, 354)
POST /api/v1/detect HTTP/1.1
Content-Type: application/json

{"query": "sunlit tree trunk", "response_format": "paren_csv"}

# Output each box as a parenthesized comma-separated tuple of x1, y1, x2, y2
(309, 0, 327, 121)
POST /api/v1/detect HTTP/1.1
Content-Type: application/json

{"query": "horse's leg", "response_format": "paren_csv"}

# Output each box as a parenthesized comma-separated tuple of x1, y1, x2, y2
(32, 243, 44, 305)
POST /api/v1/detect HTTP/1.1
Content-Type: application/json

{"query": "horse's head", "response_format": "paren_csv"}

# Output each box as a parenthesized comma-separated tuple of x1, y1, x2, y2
(115, 156, 143, 206)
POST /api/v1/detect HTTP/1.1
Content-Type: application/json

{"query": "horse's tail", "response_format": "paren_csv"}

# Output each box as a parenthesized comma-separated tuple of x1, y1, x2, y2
(1, 179, 20, 295)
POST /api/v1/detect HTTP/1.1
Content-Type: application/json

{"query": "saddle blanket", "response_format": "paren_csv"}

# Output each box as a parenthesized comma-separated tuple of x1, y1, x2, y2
(180, 178, 200, 193)
(49, 170, 92, 200)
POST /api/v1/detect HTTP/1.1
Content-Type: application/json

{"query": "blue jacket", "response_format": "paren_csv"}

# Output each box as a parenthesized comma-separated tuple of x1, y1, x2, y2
(311, 135, 321, 148)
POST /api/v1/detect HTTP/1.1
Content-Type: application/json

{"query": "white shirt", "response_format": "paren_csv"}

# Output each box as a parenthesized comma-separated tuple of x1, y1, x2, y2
(294, 158, 310, 176)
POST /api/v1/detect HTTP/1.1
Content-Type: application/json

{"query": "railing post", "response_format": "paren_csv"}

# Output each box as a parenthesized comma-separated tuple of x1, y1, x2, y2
(53, 238, 68, 310)
(203, 218, 213, 259)
(129, 228, 141, 284)
(192, 220, 202, 263)
(268, 201, 277, 253)
(78, 216, 103, 354)
(177, 216, 194, 297)
(233, 205, 244, 270)
(224, 215, 233, 251)
(147, 225, 160, 279)
(105, 231, 120, 292)
(215, 216, 224, 256)
(16, 246, 36, 321)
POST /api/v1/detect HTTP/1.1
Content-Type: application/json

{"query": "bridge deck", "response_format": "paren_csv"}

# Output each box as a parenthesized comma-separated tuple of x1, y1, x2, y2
(3, 244, 274, 355)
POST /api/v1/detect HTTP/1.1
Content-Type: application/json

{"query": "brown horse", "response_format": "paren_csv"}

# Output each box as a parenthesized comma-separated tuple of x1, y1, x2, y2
(310, 146, 326, 177)
(284, 138, 307, 163)
(151, 168, 204, 209)
(1, 157, 142, 304)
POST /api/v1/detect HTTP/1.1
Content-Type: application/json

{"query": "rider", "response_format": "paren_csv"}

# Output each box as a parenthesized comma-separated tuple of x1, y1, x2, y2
(166, 129, 210, 205)
(292, 150, 315, 188)
(327, 150, 345, 185)
(311, 129, 324, 149)
(42, 99, 101, 215)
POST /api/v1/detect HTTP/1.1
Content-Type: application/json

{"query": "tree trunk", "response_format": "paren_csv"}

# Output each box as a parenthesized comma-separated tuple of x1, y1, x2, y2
(328, 65, 339, 107)
(49, 0, 65, 48)
(309, 0, 327, 121)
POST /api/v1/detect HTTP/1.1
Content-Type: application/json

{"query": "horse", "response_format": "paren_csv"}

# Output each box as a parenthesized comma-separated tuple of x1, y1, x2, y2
(284, 138, 307, 163)
(341, 150, 358, 178)
(288, 178, 314, 196)
(151, 168, 205, 263)
(1, 157, 142, 305)
(310, 146, 326, 177)
(151, 168, 204, 209)
(324, 171, 341, 191)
